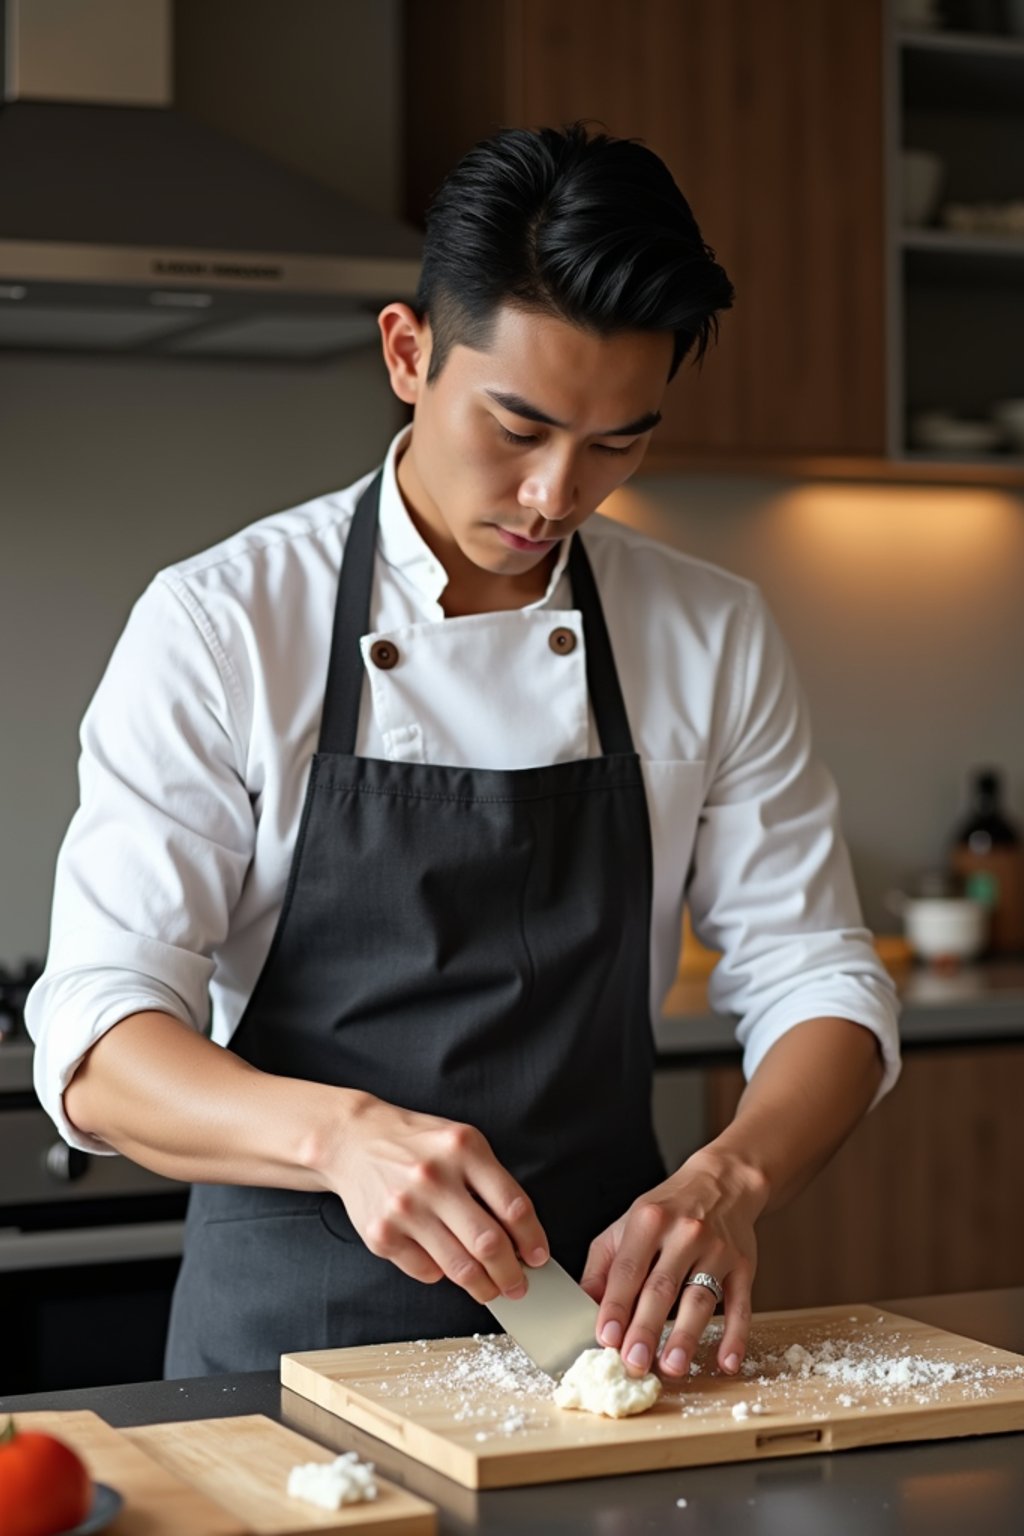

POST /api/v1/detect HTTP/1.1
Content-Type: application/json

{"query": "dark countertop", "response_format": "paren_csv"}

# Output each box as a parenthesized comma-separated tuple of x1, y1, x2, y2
(656, 960, 1024, 1061)
(3, 1288, 1023, 1534)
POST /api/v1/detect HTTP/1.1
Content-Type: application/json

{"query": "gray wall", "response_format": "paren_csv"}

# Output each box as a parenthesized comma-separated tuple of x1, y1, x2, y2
(0, 348, 403, 963)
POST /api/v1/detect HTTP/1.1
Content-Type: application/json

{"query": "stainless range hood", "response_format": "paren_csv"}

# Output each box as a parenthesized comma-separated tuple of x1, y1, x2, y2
(0, 0, 422, 361)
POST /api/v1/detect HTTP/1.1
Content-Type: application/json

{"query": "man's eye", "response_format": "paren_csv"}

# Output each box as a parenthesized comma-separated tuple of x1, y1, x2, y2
(594, 442, 635, 457)
(498, 425, 538, 447)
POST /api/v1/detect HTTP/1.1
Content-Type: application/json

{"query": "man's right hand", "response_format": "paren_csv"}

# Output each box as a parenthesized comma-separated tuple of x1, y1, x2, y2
(63, 1013, 548, 1304)
(324, 1093, 549, 1303)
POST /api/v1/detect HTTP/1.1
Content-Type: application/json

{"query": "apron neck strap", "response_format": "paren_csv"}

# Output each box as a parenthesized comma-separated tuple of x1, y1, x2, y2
(566, 532, 635, 756)
(318, 470, 636, 757)
(319, 472, 381, 757)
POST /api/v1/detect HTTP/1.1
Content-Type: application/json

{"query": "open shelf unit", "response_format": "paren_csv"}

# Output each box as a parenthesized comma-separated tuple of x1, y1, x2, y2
(886, 10, 1024, 467)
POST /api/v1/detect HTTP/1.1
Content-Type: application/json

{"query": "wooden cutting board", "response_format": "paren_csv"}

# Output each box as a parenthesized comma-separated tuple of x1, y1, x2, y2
(124, 1416, 436, 1534)
(13, 1410, 435, 1534)
(281, 1303, 1024, 1489)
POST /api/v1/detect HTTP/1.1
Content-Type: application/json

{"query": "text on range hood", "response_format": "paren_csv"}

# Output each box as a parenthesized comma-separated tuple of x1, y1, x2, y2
(0, 0, 422, 361)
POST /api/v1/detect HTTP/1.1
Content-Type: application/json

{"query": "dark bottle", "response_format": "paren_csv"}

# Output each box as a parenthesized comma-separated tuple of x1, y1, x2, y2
(950, 768, 1024, 955)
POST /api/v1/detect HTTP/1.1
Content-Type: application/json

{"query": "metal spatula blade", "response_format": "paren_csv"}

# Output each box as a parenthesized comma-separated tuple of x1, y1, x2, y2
(485, 1258, 601, 1380)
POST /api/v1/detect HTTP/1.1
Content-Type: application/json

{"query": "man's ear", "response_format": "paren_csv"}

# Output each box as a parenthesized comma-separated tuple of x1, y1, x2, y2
(378, 304, 432, 406)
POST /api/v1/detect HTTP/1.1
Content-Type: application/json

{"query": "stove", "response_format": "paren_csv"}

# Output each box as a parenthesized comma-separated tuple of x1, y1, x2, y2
(0, 959, 189, 1393)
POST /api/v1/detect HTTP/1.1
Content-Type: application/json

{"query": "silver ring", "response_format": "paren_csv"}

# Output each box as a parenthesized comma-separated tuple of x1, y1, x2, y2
(683, 1270, 724, 1306)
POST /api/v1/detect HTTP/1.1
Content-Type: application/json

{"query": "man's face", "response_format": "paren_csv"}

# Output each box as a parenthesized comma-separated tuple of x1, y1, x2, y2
(391, 304, 673, 590)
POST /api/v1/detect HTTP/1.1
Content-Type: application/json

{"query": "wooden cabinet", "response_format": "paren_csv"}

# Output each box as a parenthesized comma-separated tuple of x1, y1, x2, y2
(706, 1043, 1024, 1309)
(403, 0, 887, 462)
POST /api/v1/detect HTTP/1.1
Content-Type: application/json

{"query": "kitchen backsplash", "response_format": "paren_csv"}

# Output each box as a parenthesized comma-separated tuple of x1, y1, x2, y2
(604, 472, 1024, 932)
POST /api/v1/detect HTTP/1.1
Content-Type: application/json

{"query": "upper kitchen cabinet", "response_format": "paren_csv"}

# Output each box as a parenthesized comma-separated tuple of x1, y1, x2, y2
(403, 0, 888, 466)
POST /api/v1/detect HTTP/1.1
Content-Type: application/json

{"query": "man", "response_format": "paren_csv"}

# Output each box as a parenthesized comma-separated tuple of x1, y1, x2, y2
(27, 124, 899, 1384)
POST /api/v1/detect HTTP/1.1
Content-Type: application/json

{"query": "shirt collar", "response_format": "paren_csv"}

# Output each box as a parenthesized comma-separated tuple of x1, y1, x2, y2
(376, 425, 573, 617)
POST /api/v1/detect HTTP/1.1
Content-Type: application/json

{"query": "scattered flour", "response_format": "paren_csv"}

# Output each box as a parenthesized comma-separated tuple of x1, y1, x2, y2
(714, 1321, 1024, 1420)
(359, 1316, 1024, 1441)
(784, 1344, 815, 1372)
(372, 1333, 555, 1440)
(554, 1347, 661, 1418)
(286, 1451, 376, 1510)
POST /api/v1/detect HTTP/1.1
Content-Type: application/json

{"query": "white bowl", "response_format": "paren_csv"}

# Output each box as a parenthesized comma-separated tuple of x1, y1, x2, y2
(911, 411, 1001, 454)
(901, 150, 944, 227)
(901, 897, 989, 963)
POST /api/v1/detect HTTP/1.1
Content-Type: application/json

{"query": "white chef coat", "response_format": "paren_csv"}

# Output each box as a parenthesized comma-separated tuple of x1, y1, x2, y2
(27, 425, 900, 1153)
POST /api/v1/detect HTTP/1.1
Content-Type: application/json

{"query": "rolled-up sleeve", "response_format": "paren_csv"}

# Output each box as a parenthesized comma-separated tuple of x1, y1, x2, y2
(25, 573, 255, 1152)
(687, 586, 901, 1109)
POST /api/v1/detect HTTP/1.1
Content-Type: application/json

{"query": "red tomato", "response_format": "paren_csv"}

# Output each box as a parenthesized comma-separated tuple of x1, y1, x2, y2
(0, 1418, 92, 1536)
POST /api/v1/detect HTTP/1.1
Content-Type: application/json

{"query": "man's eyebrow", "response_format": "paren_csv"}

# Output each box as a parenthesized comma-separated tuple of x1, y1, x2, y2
(484, 388, 662, 438)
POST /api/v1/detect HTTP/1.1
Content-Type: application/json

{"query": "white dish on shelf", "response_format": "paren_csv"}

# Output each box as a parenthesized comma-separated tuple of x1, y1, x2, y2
(910, 410, 1002, 453)
(941, 200, 1024, 236)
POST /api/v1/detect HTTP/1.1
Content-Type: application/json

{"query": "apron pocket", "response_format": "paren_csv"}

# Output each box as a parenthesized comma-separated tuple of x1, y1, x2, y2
(166, 1191, 328, 1375)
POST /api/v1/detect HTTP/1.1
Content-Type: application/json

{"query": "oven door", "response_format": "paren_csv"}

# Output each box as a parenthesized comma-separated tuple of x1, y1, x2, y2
(0, 1105, 188, 1393)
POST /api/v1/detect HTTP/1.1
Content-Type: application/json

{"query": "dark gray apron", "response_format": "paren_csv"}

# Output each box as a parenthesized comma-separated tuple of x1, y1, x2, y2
(165, 471, 666, 1376)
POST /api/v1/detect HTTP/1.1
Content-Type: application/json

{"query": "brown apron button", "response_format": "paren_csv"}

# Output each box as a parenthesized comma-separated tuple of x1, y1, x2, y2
(549, 627, 577, 655)
(369, 639, 400, 670)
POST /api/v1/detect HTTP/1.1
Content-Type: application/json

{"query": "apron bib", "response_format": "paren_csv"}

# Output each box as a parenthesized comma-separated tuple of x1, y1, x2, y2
(165, 472, 666, 1375)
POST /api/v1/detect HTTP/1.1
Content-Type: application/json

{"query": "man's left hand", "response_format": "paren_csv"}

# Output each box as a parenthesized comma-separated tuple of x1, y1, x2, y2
(580, 1145, 769, 1381)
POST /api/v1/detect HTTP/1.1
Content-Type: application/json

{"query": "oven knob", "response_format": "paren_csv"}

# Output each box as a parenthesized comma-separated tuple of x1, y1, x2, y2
(45, 1141, 90, 1182)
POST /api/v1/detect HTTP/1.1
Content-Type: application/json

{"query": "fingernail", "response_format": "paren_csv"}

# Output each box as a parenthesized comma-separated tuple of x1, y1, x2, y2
(724, 1352, 741, 1373)
(600, 1320, 623, 1349)
(505, 1282, 527, 1300)
(527, 1248, 548, 1266)
(627, 1342, 650, 1370)
(664, 1347, 687, 1375)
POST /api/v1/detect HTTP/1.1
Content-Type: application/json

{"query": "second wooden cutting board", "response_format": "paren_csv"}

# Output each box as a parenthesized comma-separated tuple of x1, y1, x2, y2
(125, 1416, 436, 1534)
(281, 1303, 1024, 1489)
(13, 1410, 435, 1534)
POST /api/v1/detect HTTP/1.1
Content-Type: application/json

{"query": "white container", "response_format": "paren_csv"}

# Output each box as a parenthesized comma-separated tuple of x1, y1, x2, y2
(896, 897, 989, 964)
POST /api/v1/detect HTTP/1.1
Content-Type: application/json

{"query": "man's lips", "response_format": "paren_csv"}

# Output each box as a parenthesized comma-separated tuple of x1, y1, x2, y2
(494, 526, 561, 553)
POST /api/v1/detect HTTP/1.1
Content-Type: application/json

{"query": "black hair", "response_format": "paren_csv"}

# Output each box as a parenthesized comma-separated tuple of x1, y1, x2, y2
(414, 122, 734, 384)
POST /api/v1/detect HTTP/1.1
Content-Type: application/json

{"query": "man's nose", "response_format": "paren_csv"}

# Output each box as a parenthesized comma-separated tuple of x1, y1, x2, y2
(520, 461, 578, 522)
